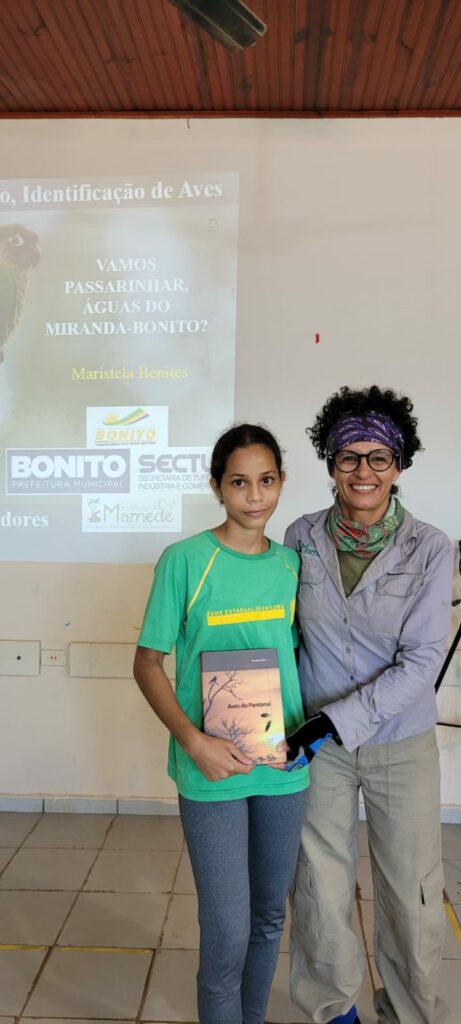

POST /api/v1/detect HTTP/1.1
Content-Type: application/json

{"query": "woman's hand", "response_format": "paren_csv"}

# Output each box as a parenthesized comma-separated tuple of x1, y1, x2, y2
(279, 713, 341, 766)
(187, 733, 254, 782)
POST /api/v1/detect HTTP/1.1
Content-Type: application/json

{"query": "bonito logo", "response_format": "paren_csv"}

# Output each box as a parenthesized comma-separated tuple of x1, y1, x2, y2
(102, 408, 148, 427)
(87, 405, 168, 446)
(97, 407, 158, 444)
(6, 449, 130, 495)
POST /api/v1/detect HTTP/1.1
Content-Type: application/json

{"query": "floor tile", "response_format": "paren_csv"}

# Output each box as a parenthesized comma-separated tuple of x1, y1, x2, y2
(173, 851, 195, 894)
(0, 849, 16, 873)
(59, 892, 170, 948)
(0, 949, 46, 1015)
(443, 903, 461, 959)
(0, 891, 75, 944)
(0, 814, 40, 848)
(439, 958, 461, 1023)
(357, 856, 374, 900)
(442, 825, 461, 860)
(367, 955, 381, 991)
(84, 850, 180, 893)
(358, 898, 374, 950)
(22, 814, 113, 849)
(0, 848, 97, 891)
(357, 821, 371, 856)
(24, 949, 151, 1018)
(443, 859, 461, 904)
(355, 972, 379, 1024)
(265, 953, 311, 1022)
(142, 949, 199, 1021)
(104, 816, 183, 851)
(161, 895, 199, 949)
(0, 809, 458, 1023)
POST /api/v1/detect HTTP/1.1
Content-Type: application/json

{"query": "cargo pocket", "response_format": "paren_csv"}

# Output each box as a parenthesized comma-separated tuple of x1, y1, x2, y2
(372, 570, 423, 636)
(378, 570, 423, 597)
(419, 861, 445, 962)
(290, 852, 319, 941)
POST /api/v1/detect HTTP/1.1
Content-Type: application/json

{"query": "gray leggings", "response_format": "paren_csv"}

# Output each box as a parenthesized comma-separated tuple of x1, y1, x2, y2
(179, 789, 306, 1024)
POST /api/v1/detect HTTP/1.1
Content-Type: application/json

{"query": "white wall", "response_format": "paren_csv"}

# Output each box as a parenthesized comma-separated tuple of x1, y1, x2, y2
(0, 118, 459, 808)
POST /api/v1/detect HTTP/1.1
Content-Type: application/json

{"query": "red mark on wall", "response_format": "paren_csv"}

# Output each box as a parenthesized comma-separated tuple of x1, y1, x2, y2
(315, 333, 320, 344)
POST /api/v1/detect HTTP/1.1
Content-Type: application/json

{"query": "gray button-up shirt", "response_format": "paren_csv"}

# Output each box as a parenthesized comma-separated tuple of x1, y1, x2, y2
(285, 508, 453, 752)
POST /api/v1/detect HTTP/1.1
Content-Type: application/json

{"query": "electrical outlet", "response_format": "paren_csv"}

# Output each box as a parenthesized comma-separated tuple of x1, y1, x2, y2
(0, 641, 40, 676)
(41, 649, 67, 667)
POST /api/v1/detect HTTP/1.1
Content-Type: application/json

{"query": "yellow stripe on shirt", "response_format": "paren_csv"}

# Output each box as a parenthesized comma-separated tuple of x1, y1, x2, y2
(186, 546, 221, 618)
(207, 608, 286, 626)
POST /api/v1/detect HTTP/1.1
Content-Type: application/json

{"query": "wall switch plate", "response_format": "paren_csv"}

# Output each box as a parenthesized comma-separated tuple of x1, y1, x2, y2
(69, 642, 135, 678)
(0, 640, 40, 676)
(41, 649, 67, 667)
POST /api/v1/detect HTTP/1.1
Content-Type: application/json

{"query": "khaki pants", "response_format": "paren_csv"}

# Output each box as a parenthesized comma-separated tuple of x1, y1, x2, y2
(290, 730, 448, 1024)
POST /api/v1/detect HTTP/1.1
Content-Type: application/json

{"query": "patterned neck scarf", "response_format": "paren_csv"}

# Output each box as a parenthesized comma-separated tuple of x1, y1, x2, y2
(327, 496, 404, 558)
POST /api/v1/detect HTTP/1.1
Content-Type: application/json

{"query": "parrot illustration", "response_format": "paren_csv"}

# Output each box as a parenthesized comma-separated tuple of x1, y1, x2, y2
(0, 223, 40, 363)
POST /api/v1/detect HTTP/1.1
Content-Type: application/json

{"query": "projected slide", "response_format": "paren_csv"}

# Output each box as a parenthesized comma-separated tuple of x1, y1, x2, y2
(0, 173, 238, 562)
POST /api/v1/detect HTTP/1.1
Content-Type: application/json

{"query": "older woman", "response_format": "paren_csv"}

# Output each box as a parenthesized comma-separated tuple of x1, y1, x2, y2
(284, 386, 453, 1024)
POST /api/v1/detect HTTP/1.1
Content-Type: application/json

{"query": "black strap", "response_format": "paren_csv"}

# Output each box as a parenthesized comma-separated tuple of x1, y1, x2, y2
(435, 621, 461, 729)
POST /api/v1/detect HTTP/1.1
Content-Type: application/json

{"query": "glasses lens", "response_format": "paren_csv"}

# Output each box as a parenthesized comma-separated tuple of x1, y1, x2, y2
(333, 449, 395, 472)
(368, 450, 394, 470)
(334, 452, 359, 472)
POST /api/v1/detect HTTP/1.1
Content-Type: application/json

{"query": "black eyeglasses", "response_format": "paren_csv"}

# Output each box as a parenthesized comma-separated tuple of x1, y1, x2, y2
(331, 449, 399, 473)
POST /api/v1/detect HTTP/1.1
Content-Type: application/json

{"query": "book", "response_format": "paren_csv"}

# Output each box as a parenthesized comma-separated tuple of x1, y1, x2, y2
(200, 648, 286, 766)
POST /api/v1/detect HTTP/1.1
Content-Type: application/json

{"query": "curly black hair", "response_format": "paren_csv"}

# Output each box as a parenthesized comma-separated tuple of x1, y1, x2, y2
(308, 385, 422, 470)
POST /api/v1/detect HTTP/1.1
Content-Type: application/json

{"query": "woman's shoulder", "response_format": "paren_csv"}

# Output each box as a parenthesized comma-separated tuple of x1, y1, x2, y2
(284, 509, 329, 546)
(403, 516, 450, 557)
(401, 509, 451, 555)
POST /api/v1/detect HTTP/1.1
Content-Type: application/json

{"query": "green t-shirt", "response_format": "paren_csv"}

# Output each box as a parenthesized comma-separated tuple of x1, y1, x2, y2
(338, 549, 377, 596)
(139, 530, 309, 801)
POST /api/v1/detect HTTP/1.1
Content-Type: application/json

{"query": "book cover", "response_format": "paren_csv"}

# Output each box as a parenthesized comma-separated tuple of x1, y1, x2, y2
(200, 648, 286, 766)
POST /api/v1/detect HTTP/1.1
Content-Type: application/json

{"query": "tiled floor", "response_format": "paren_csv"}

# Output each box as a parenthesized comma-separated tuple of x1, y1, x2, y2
(0, 812, 460, 1022)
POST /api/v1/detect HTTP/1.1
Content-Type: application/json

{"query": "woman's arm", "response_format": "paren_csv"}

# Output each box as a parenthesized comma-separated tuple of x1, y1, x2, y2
(323, 538, 454, 751)
(133, 646, 253, 781)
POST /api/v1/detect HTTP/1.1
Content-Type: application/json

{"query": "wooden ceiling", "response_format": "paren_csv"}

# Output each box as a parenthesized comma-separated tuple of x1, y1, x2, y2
(0, 0, 460, 117)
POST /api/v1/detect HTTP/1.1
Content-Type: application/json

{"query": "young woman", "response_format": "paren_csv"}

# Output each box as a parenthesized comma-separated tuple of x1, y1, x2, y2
(133, 423, 308, 1024)
(283, 386, 453, 1024)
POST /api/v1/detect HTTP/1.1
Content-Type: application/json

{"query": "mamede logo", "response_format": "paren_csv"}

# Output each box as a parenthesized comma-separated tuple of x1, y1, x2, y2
(82, 495, 182, 533)
(6, 449, 131, 495)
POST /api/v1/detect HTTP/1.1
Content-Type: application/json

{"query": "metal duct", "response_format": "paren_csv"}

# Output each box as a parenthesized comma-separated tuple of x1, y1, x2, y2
(166, 0, 267, 50)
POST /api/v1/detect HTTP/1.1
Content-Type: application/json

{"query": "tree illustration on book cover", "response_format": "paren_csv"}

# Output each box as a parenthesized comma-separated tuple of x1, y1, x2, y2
(201, 648, 286, 765)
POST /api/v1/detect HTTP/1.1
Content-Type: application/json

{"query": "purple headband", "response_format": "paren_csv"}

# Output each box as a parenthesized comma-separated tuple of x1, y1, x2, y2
(326, 413, 404, 460)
